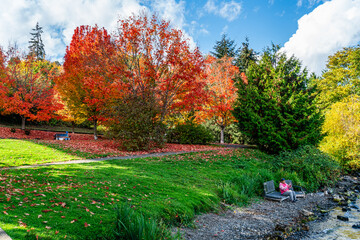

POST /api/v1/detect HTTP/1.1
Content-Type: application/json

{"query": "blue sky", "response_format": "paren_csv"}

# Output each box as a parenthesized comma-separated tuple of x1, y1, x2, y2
(1, 0, 360, 74)
(185, 0, 322, 54)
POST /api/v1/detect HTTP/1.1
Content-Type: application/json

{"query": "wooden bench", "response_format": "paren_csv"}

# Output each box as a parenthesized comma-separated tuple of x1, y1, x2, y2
(264, 180, 289, 202)
(285, 180, 306, 198)
(54, 131, 70, 140)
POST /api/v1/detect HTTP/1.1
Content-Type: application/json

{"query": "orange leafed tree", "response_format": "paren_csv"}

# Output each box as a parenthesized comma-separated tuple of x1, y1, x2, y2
(57, 14, 207, 144)
(1, 49, 62, 130)
(196, 55, 239, 143)
(56, 26, 119, 139)
(113, 13, 206, 122)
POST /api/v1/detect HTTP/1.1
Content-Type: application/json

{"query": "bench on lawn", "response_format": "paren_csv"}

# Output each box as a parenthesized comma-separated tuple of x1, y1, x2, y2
(264, 180, 289, 202)
(54, 131, 70, 140)
(285, 180, 306, 198)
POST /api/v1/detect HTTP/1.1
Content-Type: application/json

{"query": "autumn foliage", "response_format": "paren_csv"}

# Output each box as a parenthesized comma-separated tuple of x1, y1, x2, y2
(57, 14, 206, 145)
(196, 56, 239, 143)
(0, 48, 62, 129)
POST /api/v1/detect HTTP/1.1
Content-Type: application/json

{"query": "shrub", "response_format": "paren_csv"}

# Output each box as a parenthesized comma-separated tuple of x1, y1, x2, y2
(106, 93, 165, 151)
(24, 129, 31, 135)
(10, 128, 16, 133)
(272, 145, 341, 191)
(168, 123, 214, 145)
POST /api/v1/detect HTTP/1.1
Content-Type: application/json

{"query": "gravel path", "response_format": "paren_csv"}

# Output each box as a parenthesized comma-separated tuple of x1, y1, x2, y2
(180, 193, 332, 240)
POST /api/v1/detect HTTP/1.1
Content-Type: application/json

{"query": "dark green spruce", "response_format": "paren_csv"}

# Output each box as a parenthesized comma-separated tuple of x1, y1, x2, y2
(233, 44, 323, 154)
(29, 22, 45, 60)
(235, 37, 257, 73)
(211, 34, 237, 58)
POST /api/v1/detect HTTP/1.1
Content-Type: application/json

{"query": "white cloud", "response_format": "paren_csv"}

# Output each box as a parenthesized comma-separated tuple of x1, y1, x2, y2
(0, 0, 198, 62)
(282, 0, 360, 74)
(204, 0, 242, 22)
(151, 0, 197, 49)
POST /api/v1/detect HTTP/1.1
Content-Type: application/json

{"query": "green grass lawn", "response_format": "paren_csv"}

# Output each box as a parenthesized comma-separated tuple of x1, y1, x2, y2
(0, 148, 273, 240)
(0, 141, 340, 240)
(0, 139, 84, 167)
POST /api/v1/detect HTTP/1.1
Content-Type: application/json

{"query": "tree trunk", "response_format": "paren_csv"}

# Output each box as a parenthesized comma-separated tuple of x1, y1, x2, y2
(71, 121, 75, 134)
(21, 117, 26, 130)
(93, 119, 98, 140)
(220, 126, 225, 144)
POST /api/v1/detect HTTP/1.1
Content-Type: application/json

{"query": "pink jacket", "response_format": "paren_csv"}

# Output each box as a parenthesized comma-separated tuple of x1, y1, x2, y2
(279, 182, 290, 194)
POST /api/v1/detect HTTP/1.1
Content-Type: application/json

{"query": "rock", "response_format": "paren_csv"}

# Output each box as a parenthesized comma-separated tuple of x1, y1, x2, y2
(333, 194, 342, 202)
(342, 207, 351, 212)
(301, 224, 309, 231)
(337, 215, 349, 221)
(265, 231, 284, 240)
(301, 209, 314, 217)
(352, 223, 360, 229)
(275, 224, 287, 232)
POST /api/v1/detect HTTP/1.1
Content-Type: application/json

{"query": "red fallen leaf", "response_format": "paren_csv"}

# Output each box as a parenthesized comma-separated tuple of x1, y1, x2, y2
(61, 216, 66, 218)
(6, 197, 10, 201)
(85, 208, 89, 212)
(42, 209, 53, 213)
(55, 230, 59, 234)
(38, 215, 42, 218)
(45, 226, 51, 229)
(30, 204, 37, 207)
(19, 221, 27, 227)
(3, 211, 8, 215)
(84, 222, 90, 227)
(70, 219, 77, 223)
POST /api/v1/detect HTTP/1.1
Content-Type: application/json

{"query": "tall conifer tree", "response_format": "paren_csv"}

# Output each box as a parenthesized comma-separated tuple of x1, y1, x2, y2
(211, 34, 237, 59)
(235, 37, 257, 73)
(29, 22, 45, 60)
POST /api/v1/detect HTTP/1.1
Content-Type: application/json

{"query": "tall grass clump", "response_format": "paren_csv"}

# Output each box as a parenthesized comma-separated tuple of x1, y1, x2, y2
(109, 204, 176, 240)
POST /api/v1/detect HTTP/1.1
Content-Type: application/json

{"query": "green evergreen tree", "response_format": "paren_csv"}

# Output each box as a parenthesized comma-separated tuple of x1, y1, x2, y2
(235, 37, 257, 73)
(29, 22, 45, 60)
(233, 45, 323, 154)
(211, 34, 237, 59)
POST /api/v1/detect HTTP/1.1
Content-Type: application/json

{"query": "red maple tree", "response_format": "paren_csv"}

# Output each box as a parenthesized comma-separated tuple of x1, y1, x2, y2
(112, 13, 207, 121)
(196, 56, 239, 143)
(58, 14, 207, 142)
(1, 49, 62, 130)
(56, 26, 118, 139)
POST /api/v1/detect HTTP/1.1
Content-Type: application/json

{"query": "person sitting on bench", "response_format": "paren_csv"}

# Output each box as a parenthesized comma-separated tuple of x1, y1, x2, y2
(279, 178, 297, 202)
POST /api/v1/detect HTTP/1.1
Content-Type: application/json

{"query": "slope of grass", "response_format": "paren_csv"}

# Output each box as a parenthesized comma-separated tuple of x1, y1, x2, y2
(0, 139, 83, 167)
(0, 144, 340, 239)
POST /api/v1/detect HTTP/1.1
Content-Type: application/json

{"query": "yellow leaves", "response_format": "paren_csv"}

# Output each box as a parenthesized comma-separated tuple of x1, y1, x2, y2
(320, 95, 360, 167)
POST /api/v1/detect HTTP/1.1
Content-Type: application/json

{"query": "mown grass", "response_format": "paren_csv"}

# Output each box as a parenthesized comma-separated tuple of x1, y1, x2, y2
(0, 139, 83, 167)
(0, 143, 340, 239)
